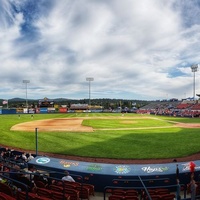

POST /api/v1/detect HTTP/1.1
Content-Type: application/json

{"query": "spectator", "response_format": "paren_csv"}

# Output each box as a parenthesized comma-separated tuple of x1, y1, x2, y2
(0, 151, 4, 160)
(62, 171, 75, 182)
(33, 171, 49, 186)
(176, 179, 181, 200)
(188, 175, 197, 200)
(15, 170, 35, 192)
(26, 165, 36, 181)
(27, 153, 34, 161)
(3, 147, 11, 159)
(21, 152, 27, 162)
(2, 165, 10, 179)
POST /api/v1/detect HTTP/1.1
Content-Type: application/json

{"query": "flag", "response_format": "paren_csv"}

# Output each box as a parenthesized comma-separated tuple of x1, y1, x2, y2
(2, 100, 8, 105)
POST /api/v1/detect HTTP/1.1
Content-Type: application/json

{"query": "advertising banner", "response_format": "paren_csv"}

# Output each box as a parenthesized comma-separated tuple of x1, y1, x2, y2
(28, 108, 35, 114)
(35, 108, 40, 113)
(47, 107, 56, 113)
(16, 108, 24, 113)
(59, 107, 67, 113)
(40, 108, 48, 113)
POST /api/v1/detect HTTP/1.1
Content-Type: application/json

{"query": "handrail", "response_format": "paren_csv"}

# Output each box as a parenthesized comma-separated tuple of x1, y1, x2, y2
(138, 176, 152, 200)
(0, 173, 30, 200)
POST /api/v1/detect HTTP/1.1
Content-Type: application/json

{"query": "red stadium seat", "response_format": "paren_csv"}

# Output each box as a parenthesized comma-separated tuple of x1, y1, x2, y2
(0, 192, 16, 200)
(109, 194, 124, 200)
(51, 190, 70, 200)
(36, 187, 52, 198)
(0, 182, 14, 197)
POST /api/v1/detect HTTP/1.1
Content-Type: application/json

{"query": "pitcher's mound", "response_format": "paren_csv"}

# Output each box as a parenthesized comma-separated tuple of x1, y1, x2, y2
(10, 118, 93, 132)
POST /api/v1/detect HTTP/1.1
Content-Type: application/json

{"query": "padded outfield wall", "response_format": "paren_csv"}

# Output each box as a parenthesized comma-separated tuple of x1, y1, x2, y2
(0, 107, 64, 114)
(0, 107, 104, 114)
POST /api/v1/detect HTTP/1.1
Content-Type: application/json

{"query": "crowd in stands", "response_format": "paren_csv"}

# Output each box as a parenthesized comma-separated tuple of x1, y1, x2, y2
(0, 148, 35, 168)
(137, 100, 200, 118)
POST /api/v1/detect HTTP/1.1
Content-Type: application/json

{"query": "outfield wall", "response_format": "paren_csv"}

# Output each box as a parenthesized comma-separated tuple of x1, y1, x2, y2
(0, 107, 103, 114)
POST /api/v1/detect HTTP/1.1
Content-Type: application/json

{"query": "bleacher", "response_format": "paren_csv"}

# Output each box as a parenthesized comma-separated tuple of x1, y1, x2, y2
(138, 100, 200, 117)
(190, 104, 200, 110)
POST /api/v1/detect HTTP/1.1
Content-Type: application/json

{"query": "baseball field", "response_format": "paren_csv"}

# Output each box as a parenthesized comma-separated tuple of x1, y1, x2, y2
(1, 113, 200, 163)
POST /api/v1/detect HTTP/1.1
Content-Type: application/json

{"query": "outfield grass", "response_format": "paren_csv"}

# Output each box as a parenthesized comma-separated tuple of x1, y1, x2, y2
(0, 113, 200, 160)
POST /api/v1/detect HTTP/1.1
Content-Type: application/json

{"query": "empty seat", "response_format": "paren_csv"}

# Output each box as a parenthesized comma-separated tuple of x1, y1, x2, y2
(51, 190, 70, 200)
(34, 180, 47, 188)
(124, 195, 139, 200)
(142, 189, 157, 199)
(65, 188, 80, 200)
(111, 189, 126, 196)
(36, 187, 52, 198)
(76, 186, 90, 200)
(0, 192, 16, 200)
(160, 193, 175, 200)
(17, 190, 37, 200)
(125, 189, 138, 196)
(64, 182, 77, 190)
(34, 196, 52, 200)
(109, 194, 124, 200)
(0, 182, 14, 197)
(49, 184, 63, 192)
(82, 183, 95, 196)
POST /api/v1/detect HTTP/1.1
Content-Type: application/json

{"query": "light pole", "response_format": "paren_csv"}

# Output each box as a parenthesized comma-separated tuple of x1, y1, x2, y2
(23, 80, 30, 111)
(191, 64, 198, 100)
(86, 77, 94, 106)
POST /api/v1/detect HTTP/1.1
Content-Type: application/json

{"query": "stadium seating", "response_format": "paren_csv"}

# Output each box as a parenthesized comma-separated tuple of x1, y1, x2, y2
(0, 145, 199, 200)
(51, 190, 70, 200)
(0, 182, 15, 197)
(48, 184, 63, 192)
(123, 196, 139, 200)
(176, 103, 191, 109)
(159, 193, 176, 200)
(34, 180, 47, 188)
(63, 180, 94, 195)
(16, 190, 37, 200)
(34, 196, 52, 200)
(76, 186, 90, 200)
(111, 189, 125, 196)
(0, 192, 16, 200)
(145, 195, 160, 200)
(36, 187, 52, 198)
(108, 194, 124, 200)
(64, 188, 80, 200)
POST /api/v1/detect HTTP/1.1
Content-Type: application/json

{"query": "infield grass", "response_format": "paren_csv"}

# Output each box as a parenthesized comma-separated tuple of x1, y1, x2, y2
(0, 113, 200, 160)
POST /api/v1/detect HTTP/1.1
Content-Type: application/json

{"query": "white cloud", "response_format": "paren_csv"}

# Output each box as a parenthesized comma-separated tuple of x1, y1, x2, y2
(0, 0, 200, 100)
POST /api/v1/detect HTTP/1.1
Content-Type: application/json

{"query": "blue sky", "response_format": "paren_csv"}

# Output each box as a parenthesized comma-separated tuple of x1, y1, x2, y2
(1, 0, 200, 100)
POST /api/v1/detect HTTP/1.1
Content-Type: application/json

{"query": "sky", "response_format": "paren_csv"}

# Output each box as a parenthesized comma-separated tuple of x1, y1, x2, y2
(1, 0, 200, 101)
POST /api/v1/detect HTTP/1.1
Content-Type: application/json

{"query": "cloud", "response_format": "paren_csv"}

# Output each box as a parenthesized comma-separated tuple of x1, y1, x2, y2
(0, 0, 200, 100)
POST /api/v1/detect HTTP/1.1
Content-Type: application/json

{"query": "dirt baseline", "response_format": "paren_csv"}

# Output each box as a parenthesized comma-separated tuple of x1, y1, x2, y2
(9, 117, 200, 164)
(11, 118, 93, 132)
(11, 117, 200, 132)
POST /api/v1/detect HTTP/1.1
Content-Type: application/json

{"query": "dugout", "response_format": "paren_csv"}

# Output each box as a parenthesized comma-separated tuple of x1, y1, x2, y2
(29, 156, 199, 192)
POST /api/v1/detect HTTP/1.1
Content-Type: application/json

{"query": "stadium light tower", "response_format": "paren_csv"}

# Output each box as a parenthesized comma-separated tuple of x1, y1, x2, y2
(23, 80, 30, 110)
(191, 64, 198, 101)
(86, 77, 94, 106)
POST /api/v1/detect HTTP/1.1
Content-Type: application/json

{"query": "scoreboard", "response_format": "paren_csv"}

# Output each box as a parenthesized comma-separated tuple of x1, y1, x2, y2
(38, 98, 54, 108)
